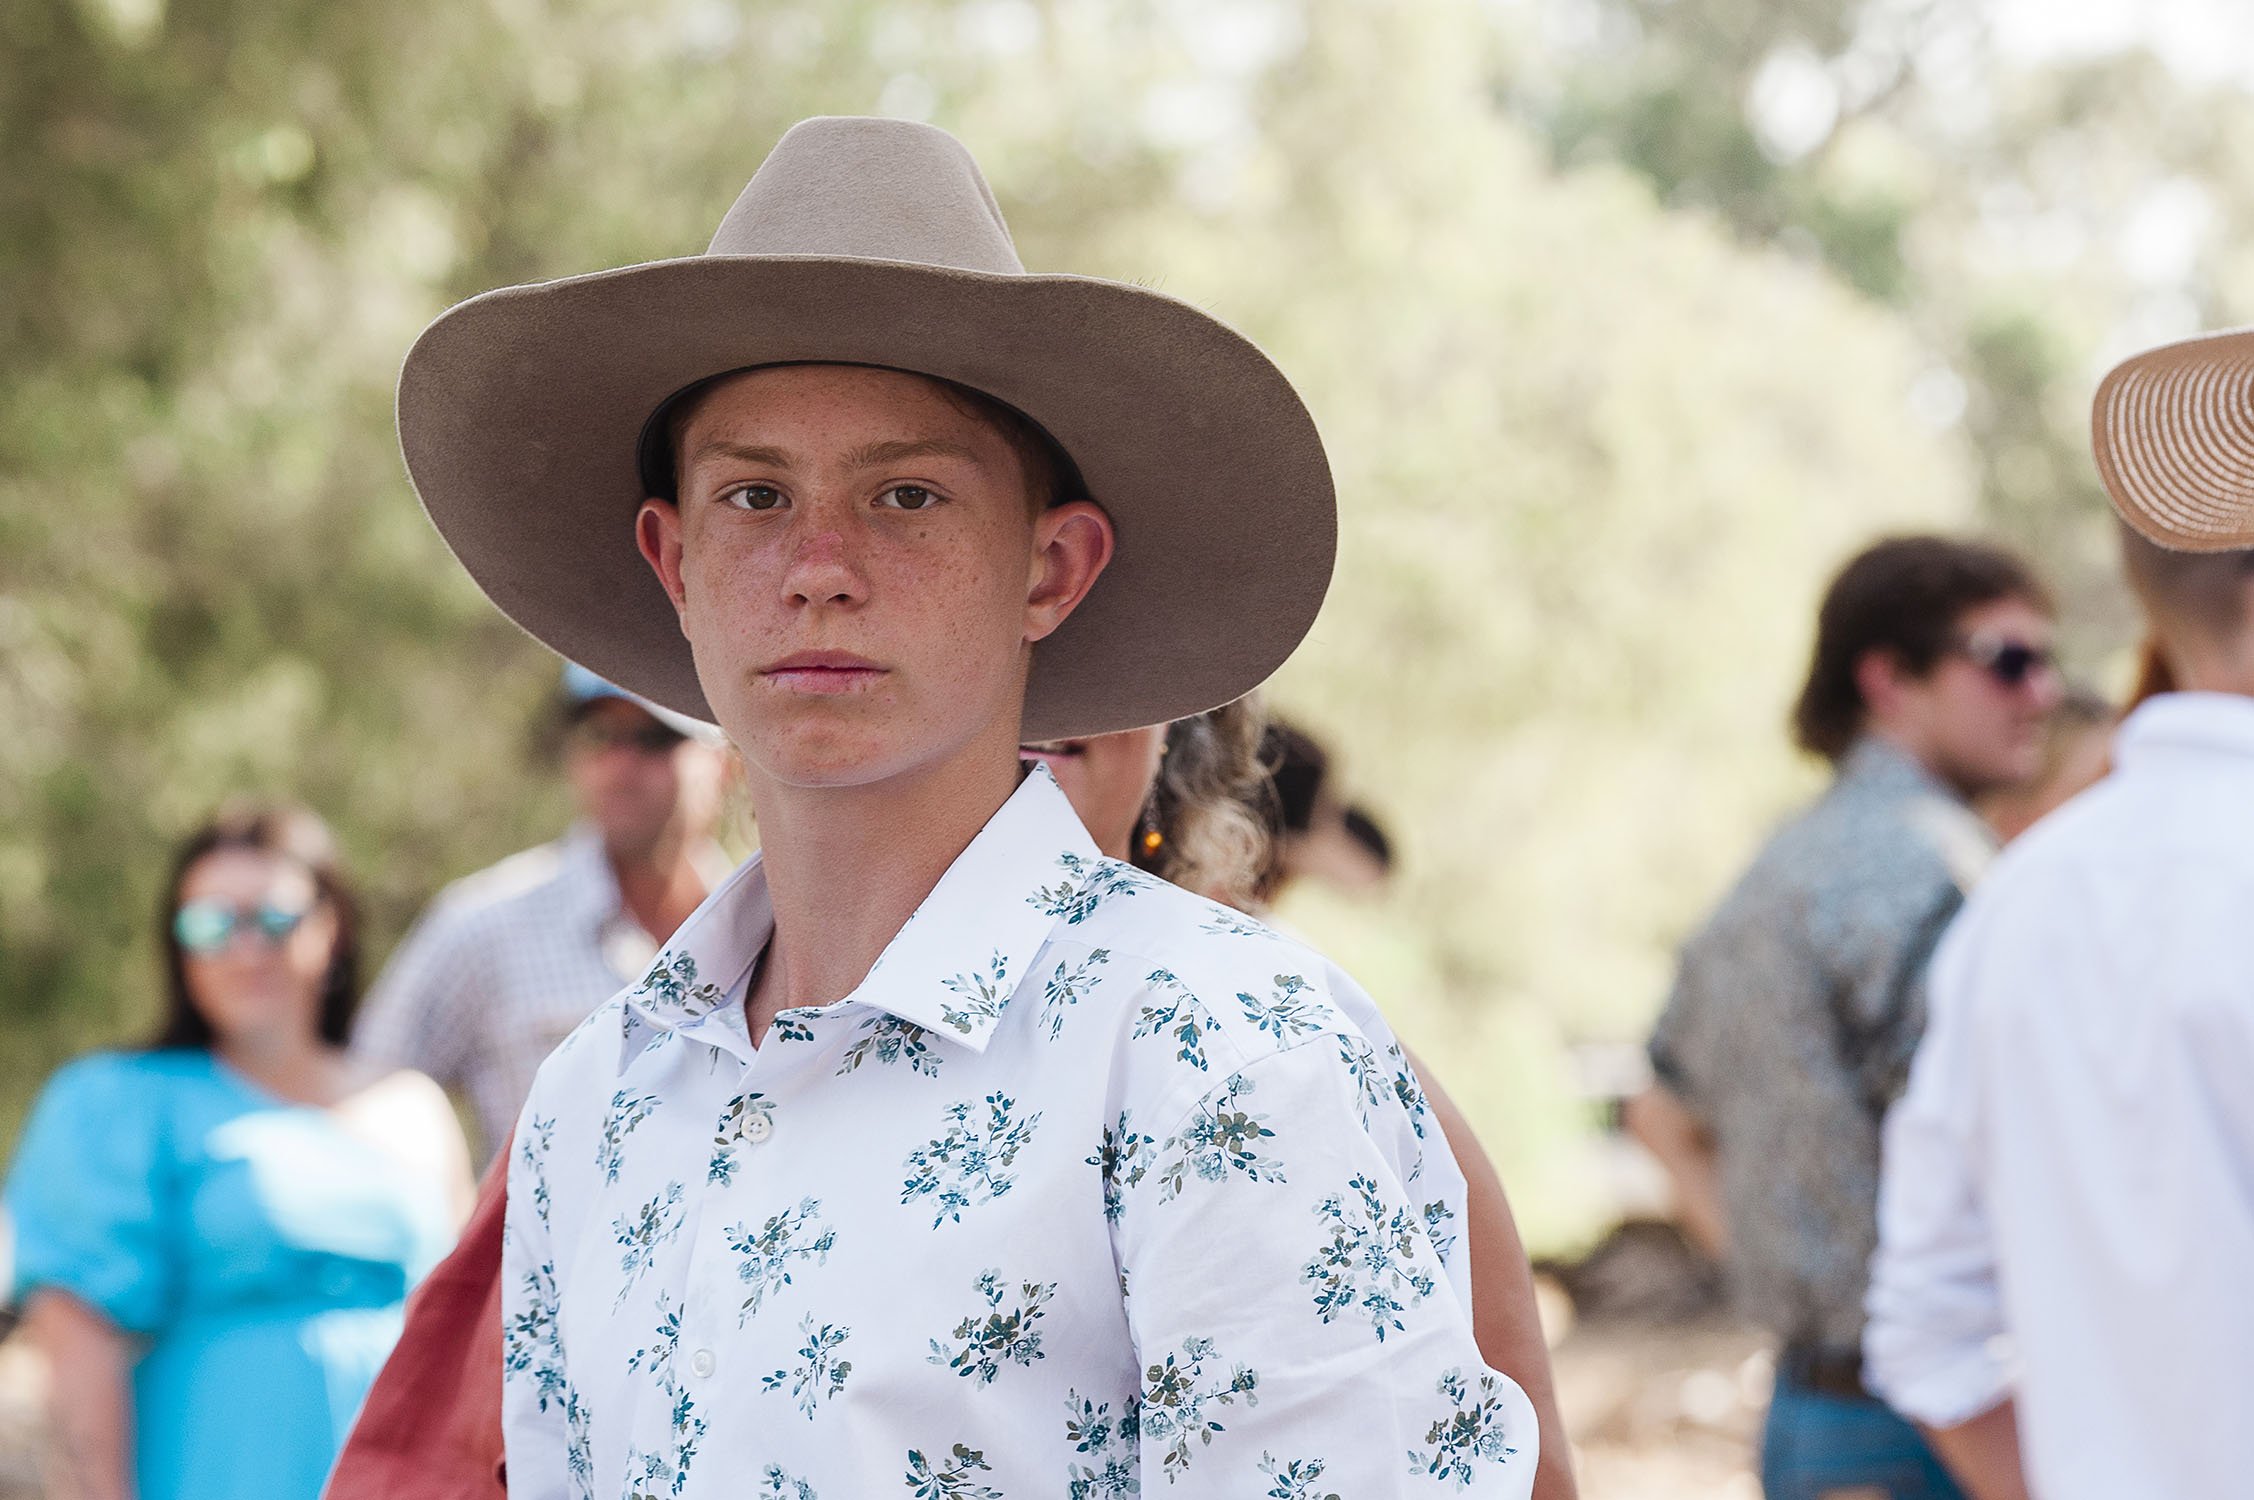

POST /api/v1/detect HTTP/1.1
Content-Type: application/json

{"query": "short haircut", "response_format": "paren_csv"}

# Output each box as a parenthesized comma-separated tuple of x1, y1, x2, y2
(1792, 535, 2052, 763)
(2117, 520, 2254, 644)
(645, 365, 1084, 517)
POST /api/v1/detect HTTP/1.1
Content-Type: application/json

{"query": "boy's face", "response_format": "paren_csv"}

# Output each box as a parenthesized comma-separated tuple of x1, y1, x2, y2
(636, 364, 1112, 791)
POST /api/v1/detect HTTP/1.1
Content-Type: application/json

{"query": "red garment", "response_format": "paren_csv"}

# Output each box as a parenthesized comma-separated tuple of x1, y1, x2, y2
(325, 1134, 509, 1500)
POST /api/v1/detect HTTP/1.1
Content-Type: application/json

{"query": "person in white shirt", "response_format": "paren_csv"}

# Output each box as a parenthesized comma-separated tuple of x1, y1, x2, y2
(1865, 512, 2254, 1499)
(393, 116, 1537, 1497)
(351, 666, 733, 1161)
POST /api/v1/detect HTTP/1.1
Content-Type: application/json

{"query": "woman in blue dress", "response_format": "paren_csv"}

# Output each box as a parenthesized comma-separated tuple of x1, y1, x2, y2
(4, 801, 470, 1500)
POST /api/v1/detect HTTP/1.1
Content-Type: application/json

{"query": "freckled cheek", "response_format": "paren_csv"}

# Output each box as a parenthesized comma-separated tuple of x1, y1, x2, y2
(876, 541, 1028, 688)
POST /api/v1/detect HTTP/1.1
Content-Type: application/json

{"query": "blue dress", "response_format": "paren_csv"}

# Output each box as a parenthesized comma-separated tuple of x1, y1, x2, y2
(4, 1050, 455, 1500)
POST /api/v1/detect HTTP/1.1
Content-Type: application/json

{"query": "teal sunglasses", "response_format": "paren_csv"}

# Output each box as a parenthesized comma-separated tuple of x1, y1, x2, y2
(172, 899, 314, 956)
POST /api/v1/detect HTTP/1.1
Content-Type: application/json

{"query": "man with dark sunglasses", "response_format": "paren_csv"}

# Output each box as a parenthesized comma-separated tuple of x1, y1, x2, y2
(350, 664, 734, 1161)
(1624, 535, 2059, 1500)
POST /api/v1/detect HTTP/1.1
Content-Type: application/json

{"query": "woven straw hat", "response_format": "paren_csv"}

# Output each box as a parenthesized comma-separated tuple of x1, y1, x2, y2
(397, 116, 1336, 742)
(2093, 327, 2254, 551)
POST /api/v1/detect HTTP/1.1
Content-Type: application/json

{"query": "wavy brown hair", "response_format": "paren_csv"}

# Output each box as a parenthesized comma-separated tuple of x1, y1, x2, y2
(1132, 697, 1275, 911)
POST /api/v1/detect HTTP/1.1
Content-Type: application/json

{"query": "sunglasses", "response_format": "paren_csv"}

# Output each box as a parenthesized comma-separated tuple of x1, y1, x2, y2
(1950, 634, 2056, 688)
(173, 899, 315, 956)
(567, 719, 687, 756)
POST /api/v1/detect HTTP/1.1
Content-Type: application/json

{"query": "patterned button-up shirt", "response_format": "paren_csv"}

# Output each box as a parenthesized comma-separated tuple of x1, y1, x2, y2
(1646, 737, 1997, 1350)
(501, 767, 1535, 1499)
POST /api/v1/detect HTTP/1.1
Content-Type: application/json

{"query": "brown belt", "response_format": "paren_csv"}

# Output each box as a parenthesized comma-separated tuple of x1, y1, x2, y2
(1778, 1342, 1871, 1401)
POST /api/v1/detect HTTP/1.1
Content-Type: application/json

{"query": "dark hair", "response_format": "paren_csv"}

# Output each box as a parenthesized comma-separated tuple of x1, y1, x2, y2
(153, 800, 362, 1050)
(2117, 520, 2254, 646)
(1132, 697, 1275, 911)
(1792, 535, 2052, 762)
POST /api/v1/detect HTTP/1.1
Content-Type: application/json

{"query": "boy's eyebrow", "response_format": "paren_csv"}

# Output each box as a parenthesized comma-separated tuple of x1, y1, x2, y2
(844, 437, 982, 469)
(684, 440, 794, 472)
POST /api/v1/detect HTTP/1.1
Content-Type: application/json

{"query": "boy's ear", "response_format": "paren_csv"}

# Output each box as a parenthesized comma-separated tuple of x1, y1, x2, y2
(1025, 499, 1114, 644)
(637, 498, 690, 616)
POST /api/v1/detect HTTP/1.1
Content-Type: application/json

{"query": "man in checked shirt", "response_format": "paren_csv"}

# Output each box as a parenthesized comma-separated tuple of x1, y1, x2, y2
(389, 116, 1538, 1497)
(352, 664, 733, 1164)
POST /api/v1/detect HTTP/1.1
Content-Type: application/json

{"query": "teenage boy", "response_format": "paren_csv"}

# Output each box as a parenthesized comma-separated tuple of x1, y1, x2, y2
(1625, 535, 2058, 1499)
(353, 665, 731, 1161)
(396, 118, 1535, 1497)
(1863, 331, 2254, 1500)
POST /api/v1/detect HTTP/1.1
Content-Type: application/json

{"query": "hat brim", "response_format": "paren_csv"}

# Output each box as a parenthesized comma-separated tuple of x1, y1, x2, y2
(397, 256, 1336, 742)
(2093, 327, 2254, 552)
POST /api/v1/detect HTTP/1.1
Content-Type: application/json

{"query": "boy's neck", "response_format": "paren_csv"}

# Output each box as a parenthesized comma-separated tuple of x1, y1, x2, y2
(741, 726, 1026, 1042)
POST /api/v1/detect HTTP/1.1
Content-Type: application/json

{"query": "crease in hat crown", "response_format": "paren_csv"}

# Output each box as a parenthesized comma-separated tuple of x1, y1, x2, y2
(706, 116, 1025, 274)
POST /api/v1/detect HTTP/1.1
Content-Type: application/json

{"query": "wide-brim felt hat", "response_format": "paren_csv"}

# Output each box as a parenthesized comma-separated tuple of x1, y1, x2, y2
(2093, 326, 2254, 551)
(398, 115, 1336, 741)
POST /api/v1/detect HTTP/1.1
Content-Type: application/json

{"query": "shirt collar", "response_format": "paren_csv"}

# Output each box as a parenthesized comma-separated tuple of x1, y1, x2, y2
(615, 765, 1106, 1072)
(1836, 735, 1962, 806)
(2116, 691, 2254, 767)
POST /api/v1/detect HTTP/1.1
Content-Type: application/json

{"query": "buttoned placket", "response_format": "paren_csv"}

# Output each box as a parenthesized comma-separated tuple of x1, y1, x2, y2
(657, 989, 833, 1427)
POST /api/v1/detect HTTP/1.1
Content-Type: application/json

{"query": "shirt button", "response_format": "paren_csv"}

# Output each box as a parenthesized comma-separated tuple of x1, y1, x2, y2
(743, 1113, 775, 1145)
(690, 1349, 716, 1378)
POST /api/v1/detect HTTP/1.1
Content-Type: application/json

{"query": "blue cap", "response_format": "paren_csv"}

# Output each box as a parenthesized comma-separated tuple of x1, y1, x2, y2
(560, 662, 725, 744)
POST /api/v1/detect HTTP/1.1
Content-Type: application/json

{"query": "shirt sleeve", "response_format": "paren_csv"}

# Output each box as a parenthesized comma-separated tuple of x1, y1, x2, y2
(3, 1055, 177, 1333)
(1862, 920, 2013, 1428)
(499, 1111, 582, 1500)
(1112, 1037, 1538, 1496)
(353, 900, 484, 1090)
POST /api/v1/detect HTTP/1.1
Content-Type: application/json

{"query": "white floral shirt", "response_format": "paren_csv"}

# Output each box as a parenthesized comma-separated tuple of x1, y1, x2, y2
(501, 767, 1536, 1499)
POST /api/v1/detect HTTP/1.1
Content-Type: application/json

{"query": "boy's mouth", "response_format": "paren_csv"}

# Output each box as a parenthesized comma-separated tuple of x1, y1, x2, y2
(762, 650, 887, 694)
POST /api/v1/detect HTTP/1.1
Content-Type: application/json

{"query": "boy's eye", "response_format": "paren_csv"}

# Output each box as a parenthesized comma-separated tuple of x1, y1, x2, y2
(879, 485, 936, 511)
(722, 484, 785, 511)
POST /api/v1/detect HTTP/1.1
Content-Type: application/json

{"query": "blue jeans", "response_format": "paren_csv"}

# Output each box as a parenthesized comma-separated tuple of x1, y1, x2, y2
(1760, 1364, 1968, 1500)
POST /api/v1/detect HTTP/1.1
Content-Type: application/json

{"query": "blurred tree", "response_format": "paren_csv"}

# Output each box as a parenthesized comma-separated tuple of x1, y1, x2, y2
(1505, 0, 2254, 659)
(1, 0, 1982, 1244)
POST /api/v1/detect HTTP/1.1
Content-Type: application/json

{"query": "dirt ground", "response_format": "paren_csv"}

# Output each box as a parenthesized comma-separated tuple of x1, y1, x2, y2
(0, 1309, 1769, 1499)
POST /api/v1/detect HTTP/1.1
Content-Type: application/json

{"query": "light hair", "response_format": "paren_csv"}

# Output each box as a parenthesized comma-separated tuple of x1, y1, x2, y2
(1135, 697, 1274, 912)
(2118, 520, 2254, 644)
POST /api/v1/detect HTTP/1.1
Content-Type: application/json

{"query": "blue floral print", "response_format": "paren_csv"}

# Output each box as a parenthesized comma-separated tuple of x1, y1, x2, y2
(1040, 947, 1111, 1039)
(598, 1088, 663, 1183)
(926, 1268, 1054, 1383)
(903, 1443, 1001, 1500)
(1260, 1454, 1341, 1500)
(497, 767, 1535, 1499)
(1301, 1174, 1440, 1341)
(939, 951, 1013, 1035)
(707, 1090, 774, 1186)
(1237, 974, 1332, 1043)
(1140, 1335, 1260, 1482)
(726, 1196, 835, 1324)
(1086, 1111, 1156, 1223)
(1065, 1389, 1141, 1498)
(836, 1014, 943, 1076)
(900, 1092, 1043, 1228)
(1135, 967, 1223, 1071)
(761, 1314, 853, 1418)
(1028, 850, 1147, 924)
(611, 1182, 686, 1309)
(1155, 1072, 1283, 1201)
(1408, 1368, 1523, 1488)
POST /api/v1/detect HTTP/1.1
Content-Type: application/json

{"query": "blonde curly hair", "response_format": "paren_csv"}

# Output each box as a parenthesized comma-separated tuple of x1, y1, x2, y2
(1131, 696, 1276, 912)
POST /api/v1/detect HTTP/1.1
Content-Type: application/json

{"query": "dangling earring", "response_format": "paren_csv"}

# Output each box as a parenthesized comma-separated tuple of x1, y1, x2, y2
(1137, 800, 1164, 857)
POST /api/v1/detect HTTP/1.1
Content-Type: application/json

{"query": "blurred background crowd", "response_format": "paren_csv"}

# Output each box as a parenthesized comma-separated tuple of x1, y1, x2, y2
(7, 0, 2254, 1494)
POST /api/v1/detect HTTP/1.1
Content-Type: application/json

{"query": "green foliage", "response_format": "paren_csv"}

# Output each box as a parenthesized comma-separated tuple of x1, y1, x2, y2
(0, 0, 2088, 1249)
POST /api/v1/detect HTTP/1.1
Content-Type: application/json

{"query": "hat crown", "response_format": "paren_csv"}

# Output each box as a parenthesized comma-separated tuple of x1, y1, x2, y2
(706, 116, 1025, 275)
